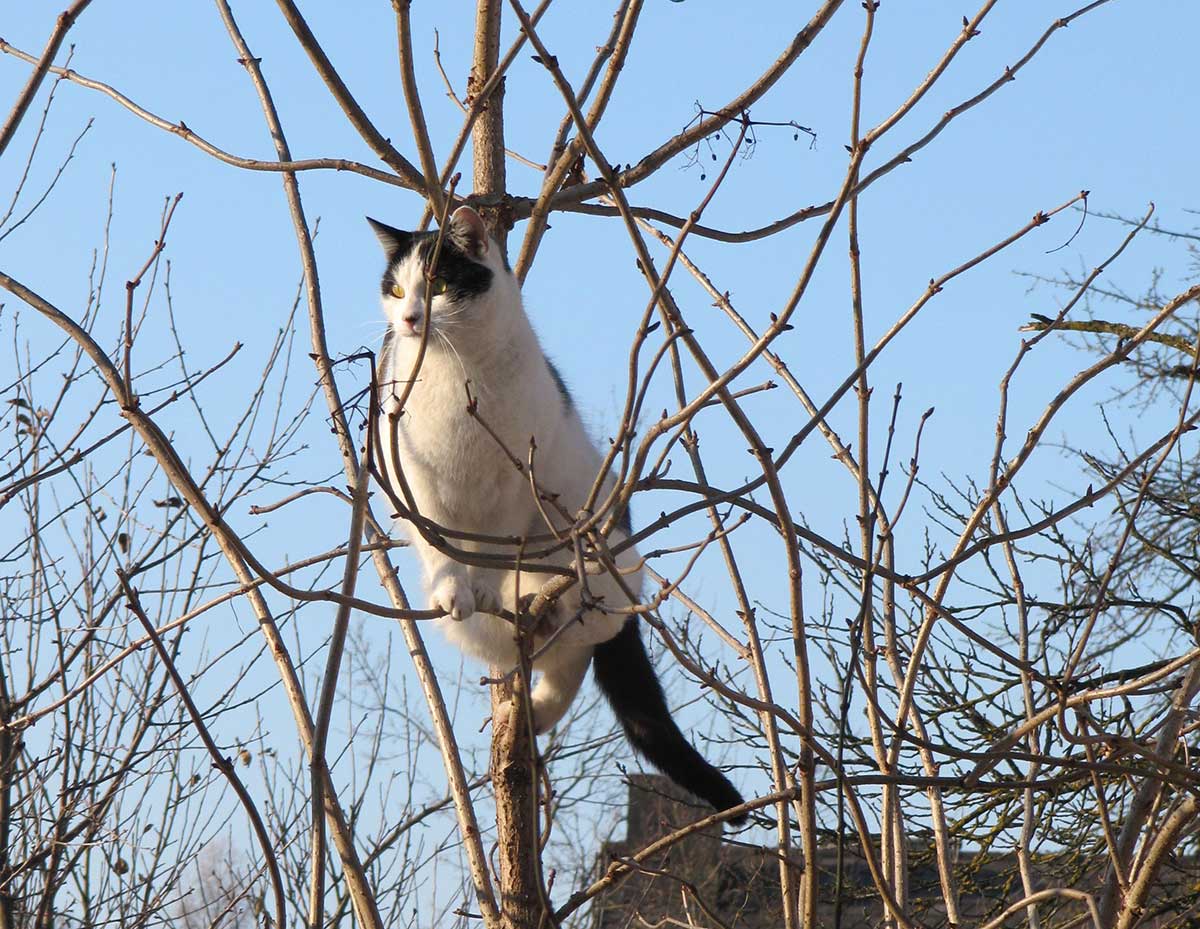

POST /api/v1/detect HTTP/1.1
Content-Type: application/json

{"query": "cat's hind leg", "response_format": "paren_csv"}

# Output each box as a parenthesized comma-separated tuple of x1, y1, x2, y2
(530, 646, 592, 734)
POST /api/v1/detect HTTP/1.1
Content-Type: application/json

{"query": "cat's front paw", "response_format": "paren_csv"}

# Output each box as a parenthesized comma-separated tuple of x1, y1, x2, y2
(430, 574, 501, 621)
(472, 581, 501, 616)
(431, 574, 476, 621)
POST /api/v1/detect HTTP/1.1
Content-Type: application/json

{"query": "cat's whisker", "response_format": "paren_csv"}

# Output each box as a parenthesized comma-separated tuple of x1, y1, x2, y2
(435, 329, 475, 395)
(432, 306, 471, 326)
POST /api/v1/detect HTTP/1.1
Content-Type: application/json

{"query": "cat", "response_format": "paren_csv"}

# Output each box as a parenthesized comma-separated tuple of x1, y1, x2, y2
(370, 205, 746, 823)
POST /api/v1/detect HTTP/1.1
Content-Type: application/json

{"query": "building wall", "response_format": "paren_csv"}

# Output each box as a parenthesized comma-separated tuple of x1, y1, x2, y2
(591, 775, 1199, 929)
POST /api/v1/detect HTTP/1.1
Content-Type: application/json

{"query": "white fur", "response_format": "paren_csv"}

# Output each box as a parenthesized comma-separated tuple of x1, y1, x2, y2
(377, 208, 641, 733)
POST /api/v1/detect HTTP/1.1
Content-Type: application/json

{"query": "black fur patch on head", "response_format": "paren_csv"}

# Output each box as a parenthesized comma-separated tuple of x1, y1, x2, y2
(413, 235, 492, 302)
(376, 234, 493, 300)
(367, 217, 412, 264)
(371, 216, 500, 300)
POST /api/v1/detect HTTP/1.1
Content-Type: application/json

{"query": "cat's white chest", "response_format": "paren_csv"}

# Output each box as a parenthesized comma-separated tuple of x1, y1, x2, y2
(385, 350, 526, 531)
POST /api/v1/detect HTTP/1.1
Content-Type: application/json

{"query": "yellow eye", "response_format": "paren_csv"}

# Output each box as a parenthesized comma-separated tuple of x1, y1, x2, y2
(390, 283, 405, 299)
(430, 277, 448, 296)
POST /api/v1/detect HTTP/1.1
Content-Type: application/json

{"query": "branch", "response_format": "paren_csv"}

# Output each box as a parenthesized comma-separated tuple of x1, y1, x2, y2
(308, 434, 374, 929)
(1019, 316, 1200, 354)
(0, 0, 92, 159)
(116, 573, 287, 929)
(0, 40, 411, 189)
(537, 0, 847, 217)
(393, 0, 444, 217)
(272, 0, 426, 190)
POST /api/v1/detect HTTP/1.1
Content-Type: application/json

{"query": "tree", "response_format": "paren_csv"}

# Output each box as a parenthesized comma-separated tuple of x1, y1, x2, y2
(2, 2, 1199, 928)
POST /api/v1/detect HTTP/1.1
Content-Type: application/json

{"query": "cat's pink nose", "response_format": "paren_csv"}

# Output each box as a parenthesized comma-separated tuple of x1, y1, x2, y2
(402, 312, 422, 332)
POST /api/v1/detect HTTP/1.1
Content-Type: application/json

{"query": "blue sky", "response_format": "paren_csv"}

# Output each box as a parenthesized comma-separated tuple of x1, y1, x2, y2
(3, 0, 1199, 904)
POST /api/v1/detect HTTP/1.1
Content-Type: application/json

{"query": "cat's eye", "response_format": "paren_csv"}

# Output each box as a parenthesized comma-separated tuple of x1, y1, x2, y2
(390, 283, 405, 299)
(430, 277, 448, 296)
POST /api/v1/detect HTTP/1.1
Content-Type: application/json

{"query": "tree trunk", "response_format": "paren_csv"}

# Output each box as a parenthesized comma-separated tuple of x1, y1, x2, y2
(471, 4, 544, 928)
(469, 0, 509, 251)
(490, 675, 546, 929)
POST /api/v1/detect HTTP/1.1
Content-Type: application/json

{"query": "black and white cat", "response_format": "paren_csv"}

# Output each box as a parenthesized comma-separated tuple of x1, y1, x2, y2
(370, 205, 745, 822)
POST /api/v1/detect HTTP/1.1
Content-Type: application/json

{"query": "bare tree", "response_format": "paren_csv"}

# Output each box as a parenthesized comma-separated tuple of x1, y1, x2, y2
(2, 2, 1199, 928)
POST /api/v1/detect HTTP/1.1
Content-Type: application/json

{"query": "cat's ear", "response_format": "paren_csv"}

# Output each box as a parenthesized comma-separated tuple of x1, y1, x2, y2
(366, 217, 412, 259)
(447, 206, 490, 260)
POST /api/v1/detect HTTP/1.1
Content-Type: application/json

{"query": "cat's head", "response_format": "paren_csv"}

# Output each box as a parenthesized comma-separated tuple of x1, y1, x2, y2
(367, 206, 516, 342)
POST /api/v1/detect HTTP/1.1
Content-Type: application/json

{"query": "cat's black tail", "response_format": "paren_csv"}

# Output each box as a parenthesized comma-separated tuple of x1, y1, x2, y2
(592, 619, 747, 825)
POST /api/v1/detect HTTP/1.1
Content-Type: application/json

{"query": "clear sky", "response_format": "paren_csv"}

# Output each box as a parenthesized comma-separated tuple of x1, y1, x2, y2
(3, 0, 1199, 908)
